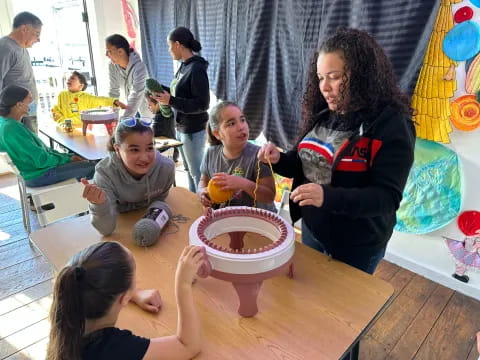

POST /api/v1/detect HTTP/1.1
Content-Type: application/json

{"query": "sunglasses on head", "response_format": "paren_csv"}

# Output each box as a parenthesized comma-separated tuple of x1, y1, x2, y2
(120, 117, 152, 127)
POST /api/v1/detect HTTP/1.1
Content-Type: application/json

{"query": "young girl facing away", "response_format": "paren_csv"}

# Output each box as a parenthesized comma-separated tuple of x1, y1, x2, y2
(46, 241, 204, 360)
(52, 71, 127, 127)
(198, 101, 276, 211)
(82, 117, 175, 236)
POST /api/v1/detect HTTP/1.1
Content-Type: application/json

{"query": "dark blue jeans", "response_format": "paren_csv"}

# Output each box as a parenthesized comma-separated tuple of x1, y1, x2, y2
(301, 222, 386, 275)
(25, 161, 96, 187)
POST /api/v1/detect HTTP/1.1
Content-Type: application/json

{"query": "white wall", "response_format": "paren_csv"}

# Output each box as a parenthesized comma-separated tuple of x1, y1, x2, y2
(386, 0, 480, 300)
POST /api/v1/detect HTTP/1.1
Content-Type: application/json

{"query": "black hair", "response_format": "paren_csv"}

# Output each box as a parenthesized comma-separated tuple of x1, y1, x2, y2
(107, 118, 153, 151)
(206, 101, 242, 146)
(71, 71, 87, 91)
(106, 34, 132, 55)
(46, 241, 133, 360)
(13, 12, 42, 29)
(0, 85, 29, 116)
(301, 27, 411, 136)
(168, 27, 202, 52)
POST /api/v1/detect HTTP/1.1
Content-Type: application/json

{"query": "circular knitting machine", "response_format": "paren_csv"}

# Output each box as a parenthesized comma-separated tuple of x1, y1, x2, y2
(80, 107, 119, 135)
(189, 206, 295, 317)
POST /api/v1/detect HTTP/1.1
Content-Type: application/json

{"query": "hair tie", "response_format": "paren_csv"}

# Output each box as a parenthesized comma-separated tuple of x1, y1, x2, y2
(74, 266, 86, 281)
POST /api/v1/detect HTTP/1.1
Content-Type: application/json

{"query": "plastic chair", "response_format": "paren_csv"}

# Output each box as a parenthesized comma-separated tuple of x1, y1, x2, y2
(31, 182, 89, 227)
(0, 152, 82, 233)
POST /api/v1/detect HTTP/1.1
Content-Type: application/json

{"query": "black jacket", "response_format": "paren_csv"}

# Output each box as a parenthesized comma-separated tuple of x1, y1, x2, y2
(169, 55, 209, 134)
(273, 105, 415, 255)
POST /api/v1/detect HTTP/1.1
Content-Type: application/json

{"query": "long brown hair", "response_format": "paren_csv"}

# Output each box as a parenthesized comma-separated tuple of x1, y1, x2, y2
(301, 27, 411, 137)
(46, 242, 133, 360)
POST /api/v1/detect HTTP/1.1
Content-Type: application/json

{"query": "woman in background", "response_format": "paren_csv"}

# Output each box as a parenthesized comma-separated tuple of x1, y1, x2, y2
(0, 85, 95, 187)
(106, 34, 149, 117)
(153, 27, 210, 193)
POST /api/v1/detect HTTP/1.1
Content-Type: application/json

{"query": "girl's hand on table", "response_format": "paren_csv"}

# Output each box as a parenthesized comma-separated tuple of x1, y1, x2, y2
(81, 178, 107, 205)
(131, 289, 163, 313)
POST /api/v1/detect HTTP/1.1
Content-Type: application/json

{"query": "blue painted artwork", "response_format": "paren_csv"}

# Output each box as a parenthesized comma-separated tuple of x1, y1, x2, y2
(471, 0, 480, 8)
(395, 139, 463, 234)
(443, 21, 480, 61)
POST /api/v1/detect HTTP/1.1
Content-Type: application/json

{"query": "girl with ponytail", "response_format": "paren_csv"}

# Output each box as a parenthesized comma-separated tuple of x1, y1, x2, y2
(47, 241, 205, 360)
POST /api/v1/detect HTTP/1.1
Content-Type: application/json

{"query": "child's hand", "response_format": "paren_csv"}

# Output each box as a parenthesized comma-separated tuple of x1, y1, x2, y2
(81, 178, 107, 205)
(152, 91, 171, 106)
(115, 100, 128, 110)
(131, 289, 162, 313)
(175, 246, 205, 290)
(258, 142, 280, 164)
(477, 331, 480, 354)
(198, 189, 212, 207)
(212, 173, 245, 192)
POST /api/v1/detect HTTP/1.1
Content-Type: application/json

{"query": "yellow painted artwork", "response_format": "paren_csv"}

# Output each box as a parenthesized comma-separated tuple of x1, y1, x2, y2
(412, 0, 462, 143)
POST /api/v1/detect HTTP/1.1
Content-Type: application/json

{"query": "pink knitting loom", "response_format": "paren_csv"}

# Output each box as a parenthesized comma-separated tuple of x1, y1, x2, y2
(189, 207, 295, 317)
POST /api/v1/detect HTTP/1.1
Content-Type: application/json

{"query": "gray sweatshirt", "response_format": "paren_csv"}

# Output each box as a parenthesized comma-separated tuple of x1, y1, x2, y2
(0, 36, 38, 99)
(108, 51, 149, 117)
(89, 151, 175, 236)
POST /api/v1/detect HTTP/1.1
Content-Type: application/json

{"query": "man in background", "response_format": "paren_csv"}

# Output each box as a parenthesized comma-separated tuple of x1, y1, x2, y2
(0, 11, 42, 133)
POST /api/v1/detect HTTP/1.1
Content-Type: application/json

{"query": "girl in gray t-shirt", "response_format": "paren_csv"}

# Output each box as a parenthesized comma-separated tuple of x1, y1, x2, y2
(198, 101, 276, 211)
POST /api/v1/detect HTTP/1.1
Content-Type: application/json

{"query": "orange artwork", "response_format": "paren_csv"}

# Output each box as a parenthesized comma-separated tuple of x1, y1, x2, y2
(450, 95, 480, 131)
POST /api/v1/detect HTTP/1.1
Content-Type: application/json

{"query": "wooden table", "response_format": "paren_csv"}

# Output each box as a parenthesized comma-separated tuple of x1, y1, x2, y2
(39, 122, 109, 161)
(39, 122, 182, 161)
(30, 187, 393, 360)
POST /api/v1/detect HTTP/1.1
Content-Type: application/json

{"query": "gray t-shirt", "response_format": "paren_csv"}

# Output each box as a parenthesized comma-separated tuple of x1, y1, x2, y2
(201, 142, 276, 211)
(0, 36, 37, 99)
(298, 112, 360, 185)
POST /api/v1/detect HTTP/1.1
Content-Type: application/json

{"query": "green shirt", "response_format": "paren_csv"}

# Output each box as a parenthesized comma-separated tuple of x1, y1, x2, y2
(0, 116, 71, 180)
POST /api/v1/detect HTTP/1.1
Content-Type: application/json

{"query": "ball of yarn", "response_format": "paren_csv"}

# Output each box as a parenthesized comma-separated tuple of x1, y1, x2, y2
(133, 218, 161, 247)
(132, 201, 172, 247)
(207, 179, 234, 203)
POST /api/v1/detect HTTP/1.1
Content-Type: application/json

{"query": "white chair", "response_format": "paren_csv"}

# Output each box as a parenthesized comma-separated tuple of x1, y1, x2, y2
(0, 152, 86, 233)
(31, 182, 89, 227)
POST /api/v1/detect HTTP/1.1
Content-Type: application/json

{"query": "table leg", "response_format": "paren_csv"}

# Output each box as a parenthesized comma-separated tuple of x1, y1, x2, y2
(82, 122, 88, 136)
(231, 281, 263, 317)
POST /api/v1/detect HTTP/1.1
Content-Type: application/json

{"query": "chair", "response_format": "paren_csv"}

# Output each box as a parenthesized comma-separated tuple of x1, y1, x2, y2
(31, 182, 89, 227)
(0, 152, 87, 233)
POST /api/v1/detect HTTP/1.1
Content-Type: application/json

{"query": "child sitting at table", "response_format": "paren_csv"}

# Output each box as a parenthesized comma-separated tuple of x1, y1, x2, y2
(46, 241, 204, 360)
(197, 101, 276, 211)
(146, 93, 179, 162)
(0, 85, 96, 187)
(51, 71, 127, 127)
(82, 116, 175, 236)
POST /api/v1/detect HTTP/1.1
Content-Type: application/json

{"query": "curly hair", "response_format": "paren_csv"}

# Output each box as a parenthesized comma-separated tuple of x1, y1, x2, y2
(301, 27, 411, 136)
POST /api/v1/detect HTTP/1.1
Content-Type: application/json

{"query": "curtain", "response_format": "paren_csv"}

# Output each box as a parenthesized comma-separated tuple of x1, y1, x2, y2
(139, 0, 438, 149)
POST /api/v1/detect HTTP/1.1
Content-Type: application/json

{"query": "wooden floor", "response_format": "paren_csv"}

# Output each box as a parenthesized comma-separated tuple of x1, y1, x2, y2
(0, 173, 479, 360)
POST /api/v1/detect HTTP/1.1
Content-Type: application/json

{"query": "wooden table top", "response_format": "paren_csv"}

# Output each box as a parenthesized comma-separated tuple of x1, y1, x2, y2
(39, 122, 110, 161)
(39, 121, 182, 161)
(30, 187, 394, 360)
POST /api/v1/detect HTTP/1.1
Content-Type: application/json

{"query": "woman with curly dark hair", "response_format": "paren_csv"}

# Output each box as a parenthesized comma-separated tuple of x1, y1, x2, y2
(259, 27, 415, 275)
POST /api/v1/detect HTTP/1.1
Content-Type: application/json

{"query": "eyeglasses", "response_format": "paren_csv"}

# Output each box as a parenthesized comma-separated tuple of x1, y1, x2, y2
(120, 117, 152, 127)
